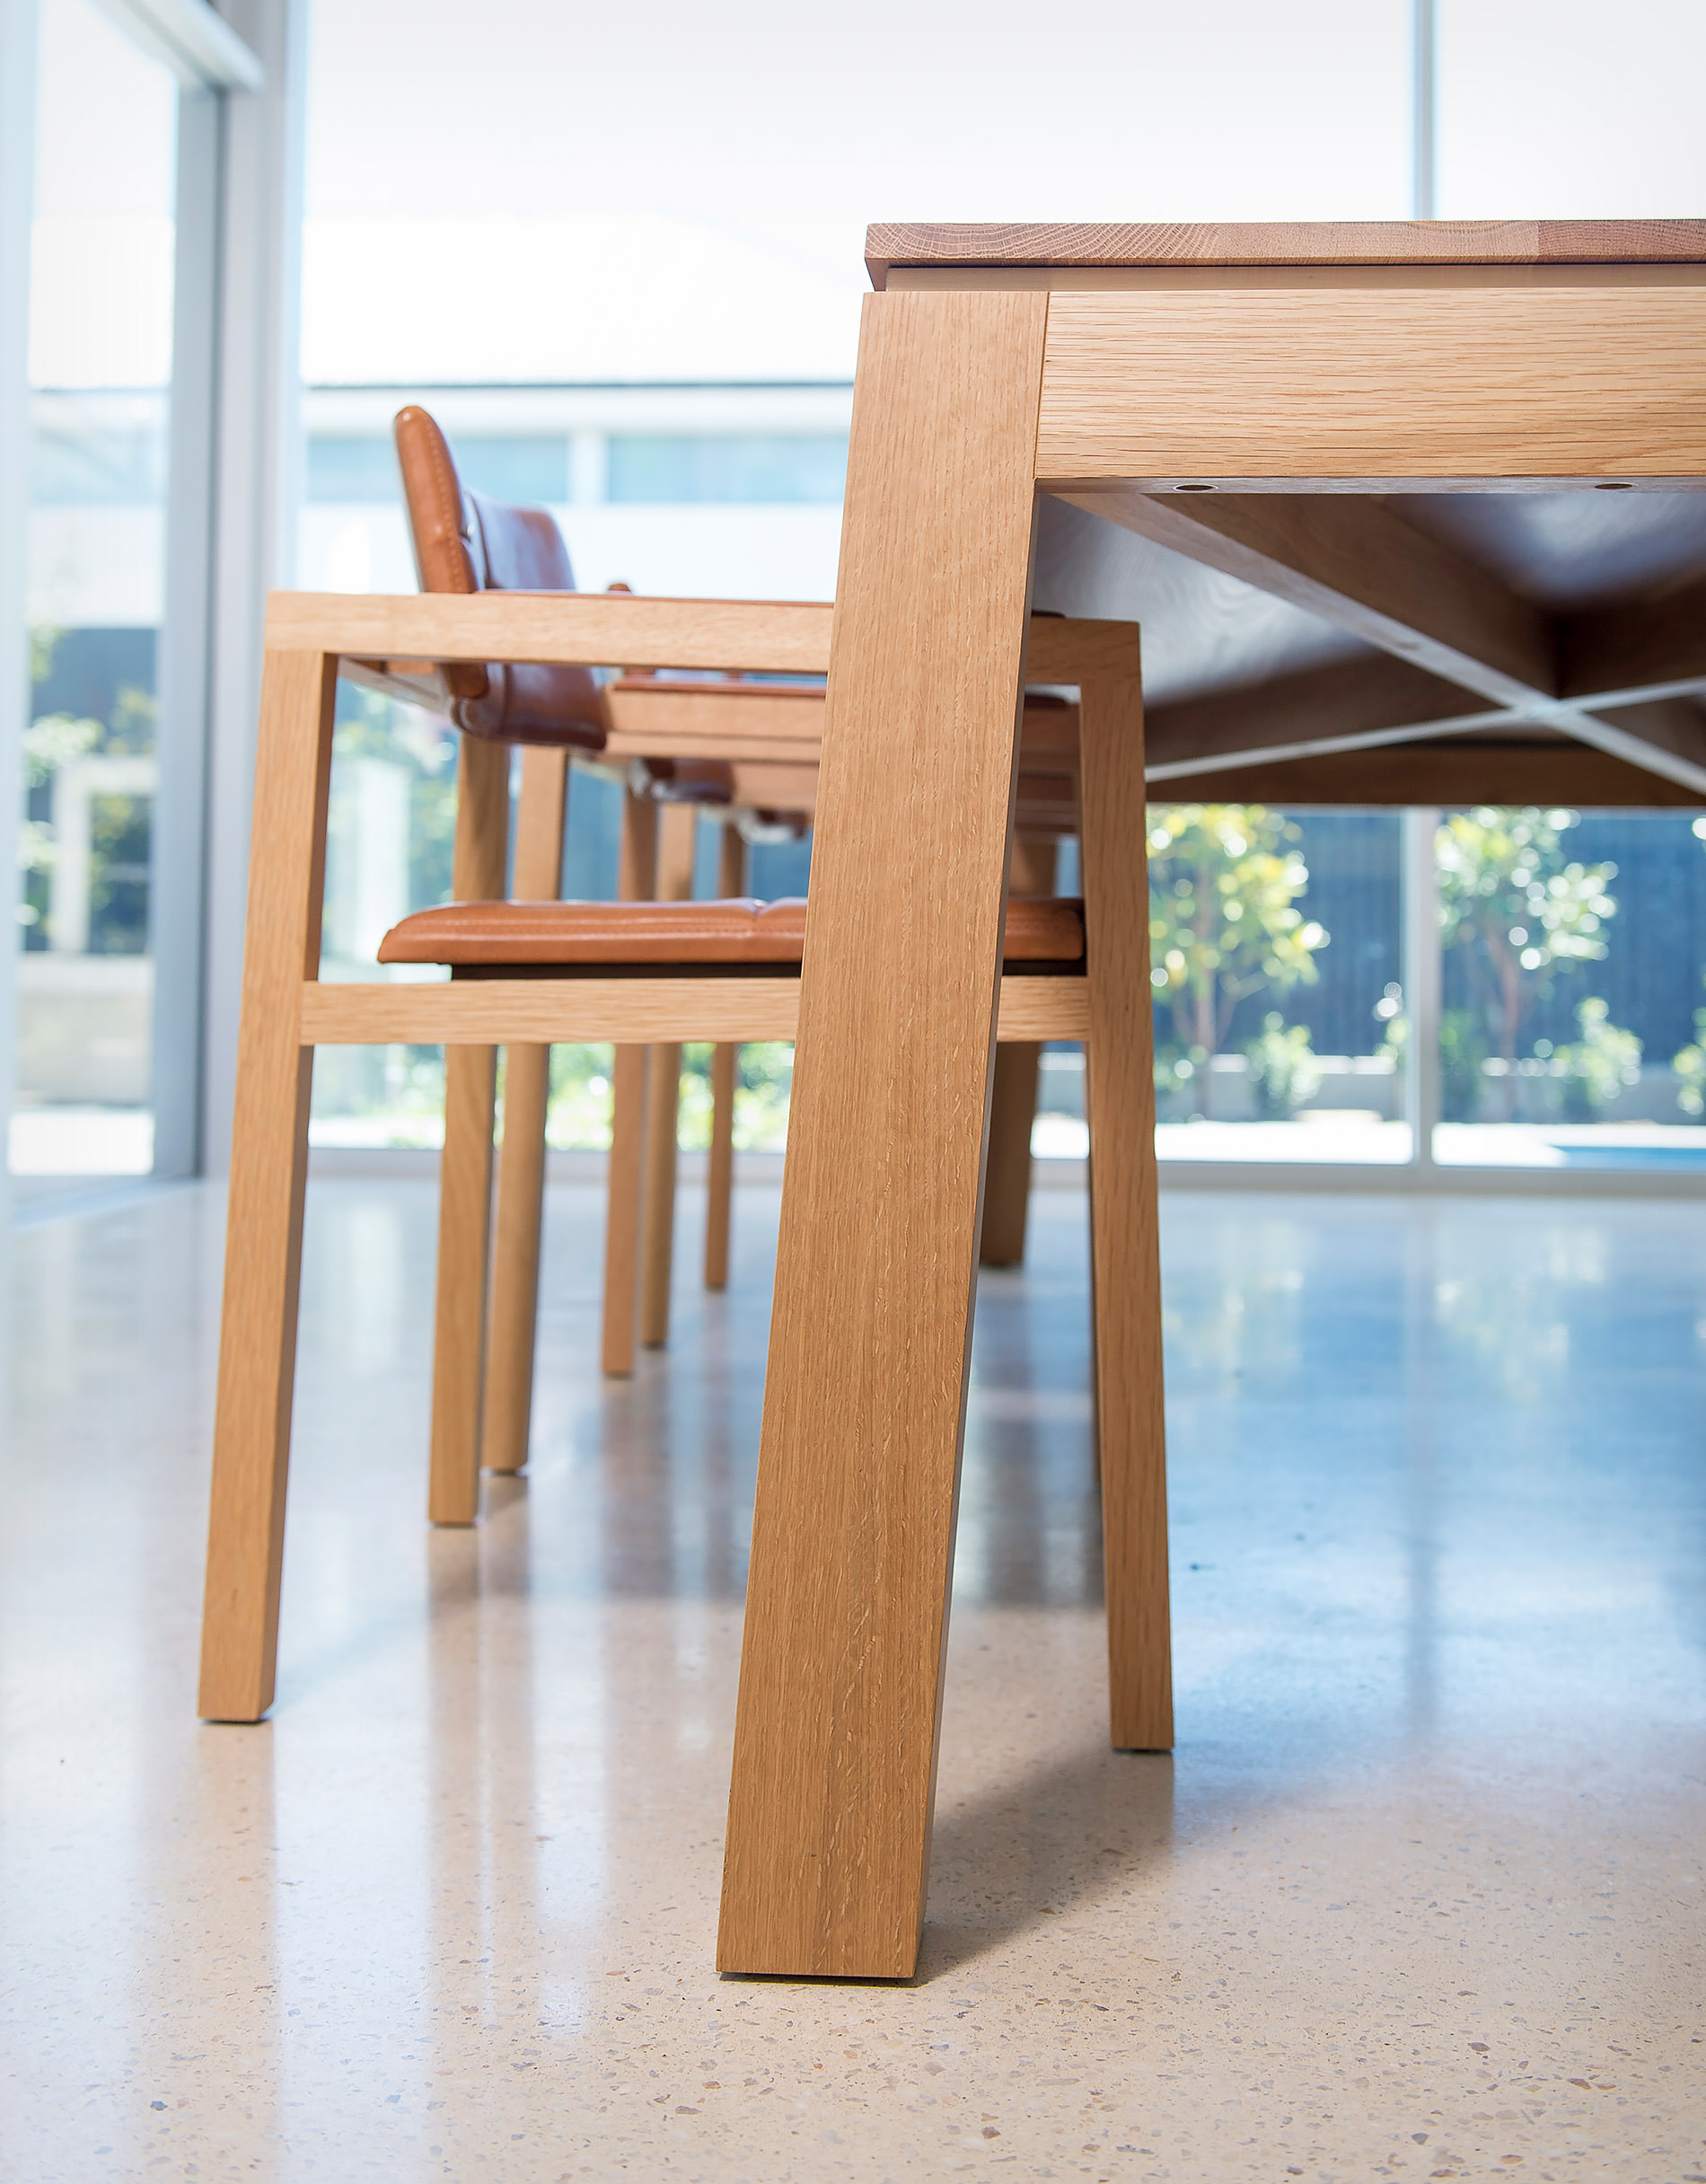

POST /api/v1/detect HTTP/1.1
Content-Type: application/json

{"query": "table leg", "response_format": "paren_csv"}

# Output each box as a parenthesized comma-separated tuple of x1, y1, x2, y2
(600, 788, 657, 1377)
(1079, 672, 1173, 1751)
(426, 735, 511, 1525)
(198, 648, 336, 1722)
(718, 288, 1050, 1979)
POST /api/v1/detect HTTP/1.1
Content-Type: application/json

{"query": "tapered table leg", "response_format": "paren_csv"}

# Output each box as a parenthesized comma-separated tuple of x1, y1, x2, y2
(1078, 672, 1173, 1750)
(198, 648, 337, 1722)
(718, 289, 1050, 1979)
(426, 735, 511, 1525)
(482, 744, 569, 1475)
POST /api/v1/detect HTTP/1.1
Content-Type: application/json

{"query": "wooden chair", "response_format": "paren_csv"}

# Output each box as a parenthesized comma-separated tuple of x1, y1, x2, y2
(389, 410, 818, 1500)
(469, 716, 1079, 1489)
(386, 411, 1083, 1506)
(196, 582, 1148, 1728)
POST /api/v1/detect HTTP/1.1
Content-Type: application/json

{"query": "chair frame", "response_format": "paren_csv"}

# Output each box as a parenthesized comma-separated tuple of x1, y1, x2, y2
(198, 590, 1159, 1755)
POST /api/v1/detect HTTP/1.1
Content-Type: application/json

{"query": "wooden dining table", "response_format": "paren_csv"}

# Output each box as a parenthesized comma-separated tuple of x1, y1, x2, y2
(713, 219, 1706, 1982)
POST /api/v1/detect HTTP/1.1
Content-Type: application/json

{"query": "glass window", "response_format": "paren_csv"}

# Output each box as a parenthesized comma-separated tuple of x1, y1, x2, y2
(1432, 807, 1706, 1174)
(305, 432, 570, 506)
(15, 0, 178, 1189)
(606, 435, 849, 505)
(1154, 806, 1406, 1165)
(1032, 805, 1408, 1166)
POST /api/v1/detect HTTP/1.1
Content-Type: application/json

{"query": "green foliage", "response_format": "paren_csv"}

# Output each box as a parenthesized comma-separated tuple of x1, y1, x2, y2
(1152, 1044, 1200, 1107)
(20, 703, 156, 948)
(1372, 982, 1407, 1071)
(541, 1040, 796, 1152)
(104, 682, 157, 755)
(1674, 1008, 1706, 1118)
(678, 1043, 795, 1152)
(1549, 997, 1641, 1122)
(1147, 804, 1327, 1114)
(1438, 1007, 1489, 1122)
(1243, 1014, 1323, 1120)
(1435, 807, 1616, 1114)
(86, 790, 150, 954)
(22, 713, 101, 787)
(29, 624, 60, 689)
(545, 1046, 617, 1149)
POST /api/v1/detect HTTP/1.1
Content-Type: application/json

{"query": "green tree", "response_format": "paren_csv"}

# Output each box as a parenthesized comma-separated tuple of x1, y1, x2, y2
(1148, 803, 1327, 1115)
(1551, 997, 1641, 1121)
(1435, 807, 1616, 1118)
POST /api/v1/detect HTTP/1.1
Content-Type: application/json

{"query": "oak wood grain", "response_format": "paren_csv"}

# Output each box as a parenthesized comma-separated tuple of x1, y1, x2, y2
(639, 803, 699, 1350)
(1561, 576, 1706, 707)
(704, 825, 748, 1293)
(1077, 662, 1173, 1750)
(866, 219, 1706, 286)
(1150, 735, 1705, 808)
(1558, 696, 1706, 796)
(979, 836, 1057, 1269)
(1060, 489, 1557, 708)
(198, 647, 337, 1722)
(600, 789, 656, 1378)
(301, 976, 1089, 1047)
(267, 592, 833, 675)
(1038, 287, 1706, 487)
(427, 735, 512, 1526)
(717, 286, 1051, 1981)
(1144, 653, 1496, 779)
(481, 744, 568, 1477)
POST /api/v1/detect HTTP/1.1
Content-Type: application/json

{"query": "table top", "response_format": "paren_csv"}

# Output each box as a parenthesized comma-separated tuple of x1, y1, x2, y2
(866, 220, 1706, 287)
(856, 221, 1706, 803)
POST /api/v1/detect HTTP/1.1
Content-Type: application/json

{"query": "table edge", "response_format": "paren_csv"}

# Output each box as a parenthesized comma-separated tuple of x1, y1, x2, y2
(865, 220, 1706, 288)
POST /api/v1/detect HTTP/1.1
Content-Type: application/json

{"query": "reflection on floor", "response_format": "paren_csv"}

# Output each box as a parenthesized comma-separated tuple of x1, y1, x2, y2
(2, 1180, 1703, 2180)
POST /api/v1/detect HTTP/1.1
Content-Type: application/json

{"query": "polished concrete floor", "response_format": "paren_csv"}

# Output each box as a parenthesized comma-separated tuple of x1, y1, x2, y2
(3, 1178, 1704, 2183)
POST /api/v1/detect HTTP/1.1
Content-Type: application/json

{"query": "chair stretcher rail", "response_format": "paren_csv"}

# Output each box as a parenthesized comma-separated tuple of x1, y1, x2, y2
(299, 976, 1089, 1046)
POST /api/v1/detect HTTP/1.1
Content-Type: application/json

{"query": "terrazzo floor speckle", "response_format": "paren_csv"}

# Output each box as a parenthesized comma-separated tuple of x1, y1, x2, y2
(1, 1178, 1702, 2182)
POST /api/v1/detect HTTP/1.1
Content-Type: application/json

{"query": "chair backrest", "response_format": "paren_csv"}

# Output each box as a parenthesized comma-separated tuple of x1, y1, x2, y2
(393, 403, 609, 750)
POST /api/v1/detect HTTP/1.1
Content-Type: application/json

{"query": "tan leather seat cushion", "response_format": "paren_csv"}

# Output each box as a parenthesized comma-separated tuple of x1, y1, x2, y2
(378, 895, 1085, 967)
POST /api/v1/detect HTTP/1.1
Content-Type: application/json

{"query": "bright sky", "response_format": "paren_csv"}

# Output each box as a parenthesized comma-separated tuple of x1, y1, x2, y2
(305, 0, 1420, 383)
(300, 0, 1706, 385)
(26, 0, 1706, 390)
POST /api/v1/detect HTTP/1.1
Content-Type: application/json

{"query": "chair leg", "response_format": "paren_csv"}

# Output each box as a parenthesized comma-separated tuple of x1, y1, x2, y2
(601, 1044, 647, 1376)
(199, 647, 338, 1722)
(601, 786, 657, 1377)
(980, 1043, 1042, 1266)
(981, 836, 1058, 1268)
(481, 1042, 550, 1475)
(638, 800, 699, 1350)
(482, 747, 569, 1475)
(429, 1046, 498, 1522)
(639, 1041, 682, 1346)
(704, 1039, 737, 1290)
(705, 823, 748, 1292)
(1078, 671, 1173, 1752)
(426, 735, 511, 1526)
